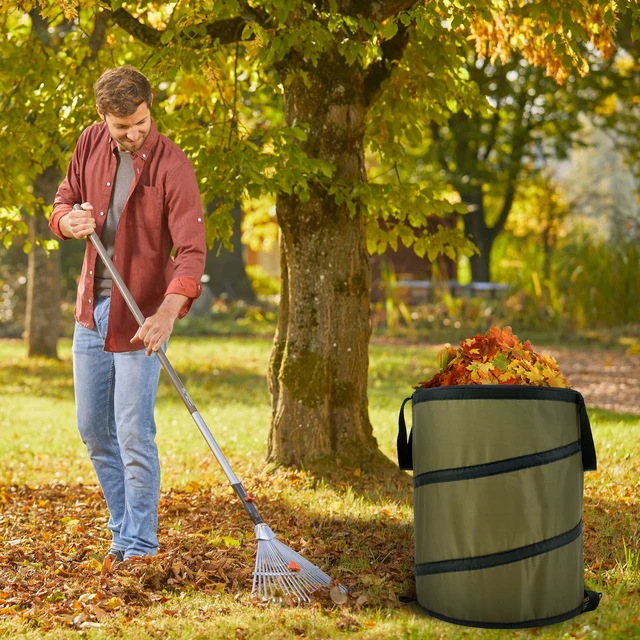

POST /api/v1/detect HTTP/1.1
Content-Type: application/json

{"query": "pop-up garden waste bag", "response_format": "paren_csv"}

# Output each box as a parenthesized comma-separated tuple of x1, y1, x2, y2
(397, 385, 601, 628)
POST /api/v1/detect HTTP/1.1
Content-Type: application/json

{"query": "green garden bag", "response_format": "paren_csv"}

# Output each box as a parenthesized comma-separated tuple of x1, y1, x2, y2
(397, 385, 601, 628)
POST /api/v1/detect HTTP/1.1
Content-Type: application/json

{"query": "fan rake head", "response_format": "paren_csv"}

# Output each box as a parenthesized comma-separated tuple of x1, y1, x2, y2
(252, 524, 346, 603)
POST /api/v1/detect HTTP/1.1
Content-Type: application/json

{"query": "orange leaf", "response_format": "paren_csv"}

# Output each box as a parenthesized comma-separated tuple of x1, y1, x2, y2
(288, 561, 301, 572)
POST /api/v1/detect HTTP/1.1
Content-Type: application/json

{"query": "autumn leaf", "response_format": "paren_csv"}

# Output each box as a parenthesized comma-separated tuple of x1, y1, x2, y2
(417, 326, 568, 389)
(330, 585, 348, 605)
(288, 561, 301, 572)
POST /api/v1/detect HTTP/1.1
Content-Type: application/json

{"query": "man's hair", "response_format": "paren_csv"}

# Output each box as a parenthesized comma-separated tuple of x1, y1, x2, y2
(94, 65, 153, 117)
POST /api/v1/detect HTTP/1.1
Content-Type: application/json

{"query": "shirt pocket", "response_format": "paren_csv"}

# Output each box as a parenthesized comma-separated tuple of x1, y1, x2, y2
(125, 185, 164, 228)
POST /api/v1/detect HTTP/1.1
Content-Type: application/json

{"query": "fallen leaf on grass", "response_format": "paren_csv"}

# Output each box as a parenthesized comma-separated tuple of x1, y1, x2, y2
(330, 585, 348, 605)
(336, 615, 360, 630)
(89, 605, 108, 621)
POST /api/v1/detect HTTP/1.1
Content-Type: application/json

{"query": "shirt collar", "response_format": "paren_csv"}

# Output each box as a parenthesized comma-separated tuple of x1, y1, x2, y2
(108, 117, 159, 162)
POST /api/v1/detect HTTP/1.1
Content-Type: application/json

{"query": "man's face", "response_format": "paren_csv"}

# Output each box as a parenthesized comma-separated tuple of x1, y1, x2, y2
(98, 102, 151, 152)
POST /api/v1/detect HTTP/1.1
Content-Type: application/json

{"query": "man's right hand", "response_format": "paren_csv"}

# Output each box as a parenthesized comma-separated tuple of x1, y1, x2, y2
(60, 202, 96, 239)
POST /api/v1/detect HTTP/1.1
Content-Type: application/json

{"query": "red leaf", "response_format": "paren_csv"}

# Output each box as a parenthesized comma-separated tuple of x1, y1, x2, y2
(288, 561, 301, 572)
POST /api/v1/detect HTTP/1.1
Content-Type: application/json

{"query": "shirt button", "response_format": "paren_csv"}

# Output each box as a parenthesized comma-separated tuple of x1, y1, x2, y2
(106, 182, 111, 186)
(88, 298, 92, 303)
(197, 217, 202, 222)
(89, 270, 93, 275)
(100, 211, 105, 216)
(142, 154, 146, 158)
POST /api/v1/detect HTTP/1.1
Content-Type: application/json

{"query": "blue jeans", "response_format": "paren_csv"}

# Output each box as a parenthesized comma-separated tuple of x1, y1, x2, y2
(72, 297, 162, 558)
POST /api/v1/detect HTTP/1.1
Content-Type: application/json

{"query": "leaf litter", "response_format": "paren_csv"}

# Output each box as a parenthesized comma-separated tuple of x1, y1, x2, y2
(0, 470, 415, 631)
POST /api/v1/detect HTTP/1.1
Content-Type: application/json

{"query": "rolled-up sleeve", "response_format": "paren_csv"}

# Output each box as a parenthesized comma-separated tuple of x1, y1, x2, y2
(164, 159, 206, 317)
(50, 130, 86, 240)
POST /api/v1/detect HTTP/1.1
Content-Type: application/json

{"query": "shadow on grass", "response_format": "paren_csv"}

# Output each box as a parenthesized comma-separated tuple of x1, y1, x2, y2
(157, 365, 270, 405)
(292, 453, 414, 508)
(0, 478, 637, 633)
(0, 354, 270, 404)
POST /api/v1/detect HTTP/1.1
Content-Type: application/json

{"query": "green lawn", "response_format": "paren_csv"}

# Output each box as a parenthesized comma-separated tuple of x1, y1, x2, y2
(0, 337, 638, 639)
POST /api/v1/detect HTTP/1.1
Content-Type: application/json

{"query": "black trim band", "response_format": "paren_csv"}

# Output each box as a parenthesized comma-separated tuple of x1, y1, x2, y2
(412, 385, 581, 405)
(411, 591, 598, 629)
(415, 521, 582, 576)
(413, 440, 581, 488)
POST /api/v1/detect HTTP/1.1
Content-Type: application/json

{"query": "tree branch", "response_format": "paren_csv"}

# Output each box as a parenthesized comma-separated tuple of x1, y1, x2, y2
(88, 10, 109, 61)
(480, 109, 500, 162)
(108, 5, 268, 48)
(109, 8, 162, 46)
(429, 121, 453, 175)
(492, 180, 516, 240)
(341, 0, 417, 22)
(363, 22, 409, 108)
(491, 111, 530, 239)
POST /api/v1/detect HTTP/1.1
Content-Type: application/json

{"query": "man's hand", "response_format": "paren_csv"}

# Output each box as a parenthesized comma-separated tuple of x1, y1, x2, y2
(130, 294, 188, 356)
(60, 202, 96, 239)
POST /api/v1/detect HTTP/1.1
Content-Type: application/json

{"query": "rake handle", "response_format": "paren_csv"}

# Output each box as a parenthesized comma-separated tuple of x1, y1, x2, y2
(75, 204, 263, 525)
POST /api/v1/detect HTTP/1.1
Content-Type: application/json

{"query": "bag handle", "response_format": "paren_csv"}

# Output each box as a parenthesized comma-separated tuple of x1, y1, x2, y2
(576, 392, 597, 471)
(582, 589, 602, 612)
(397, 396, 413, 471)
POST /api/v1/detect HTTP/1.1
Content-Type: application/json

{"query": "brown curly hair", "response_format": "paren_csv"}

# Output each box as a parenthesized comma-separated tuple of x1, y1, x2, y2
(94, 65, 153, 117)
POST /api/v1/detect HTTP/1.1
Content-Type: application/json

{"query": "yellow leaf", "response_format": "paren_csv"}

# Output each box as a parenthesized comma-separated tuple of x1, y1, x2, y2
(88, 558, 102, 573)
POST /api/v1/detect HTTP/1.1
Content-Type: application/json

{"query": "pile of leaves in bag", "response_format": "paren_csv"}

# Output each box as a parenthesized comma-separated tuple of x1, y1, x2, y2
(418, 326, 568, 388)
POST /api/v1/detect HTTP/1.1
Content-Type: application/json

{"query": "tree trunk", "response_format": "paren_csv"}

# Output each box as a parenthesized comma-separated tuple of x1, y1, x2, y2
(462, 192, 494, 282)
(204, 200, 256, 302)
(25, 165, 61, 358)
(267, 60, 379, 468)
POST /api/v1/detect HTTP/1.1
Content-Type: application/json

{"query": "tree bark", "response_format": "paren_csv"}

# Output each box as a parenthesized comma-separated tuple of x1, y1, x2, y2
(25, 165, 62, 358)
(267, 56, 379, 467)
(461, 192, 492, 282)
(204, 201, 256, 302)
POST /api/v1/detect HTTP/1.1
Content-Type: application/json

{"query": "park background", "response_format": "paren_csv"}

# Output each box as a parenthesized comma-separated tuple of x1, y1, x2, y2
(1, 1, 639, 638)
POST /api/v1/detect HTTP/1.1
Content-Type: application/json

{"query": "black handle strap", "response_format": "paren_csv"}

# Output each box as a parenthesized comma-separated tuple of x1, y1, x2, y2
(582, 589, 602, 612)
(576, 392, 597, 471)
(397, 396, 413, 471)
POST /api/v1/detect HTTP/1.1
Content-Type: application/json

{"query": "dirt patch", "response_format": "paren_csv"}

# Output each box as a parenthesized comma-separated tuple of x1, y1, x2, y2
(545, 348, 640, 416)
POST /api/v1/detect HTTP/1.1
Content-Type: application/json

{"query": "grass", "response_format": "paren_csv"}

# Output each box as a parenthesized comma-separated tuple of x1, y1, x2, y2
(0, 336, 639, 639)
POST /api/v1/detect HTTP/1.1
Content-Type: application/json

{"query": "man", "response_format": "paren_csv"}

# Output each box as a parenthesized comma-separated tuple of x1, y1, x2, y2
(50, 65, 206, 568)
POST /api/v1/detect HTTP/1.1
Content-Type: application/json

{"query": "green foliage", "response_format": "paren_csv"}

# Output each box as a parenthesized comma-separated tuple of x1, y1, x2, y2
(2, 0, 637, 263)
(244, 264, 280, 296)
(495, 229, 640, 332)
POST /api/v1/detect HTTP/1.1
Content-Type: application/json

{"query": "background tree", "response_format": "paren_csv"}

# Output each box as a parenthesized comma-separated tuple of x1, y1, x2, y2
(0, 7, 107, 356)
(427, 27, 631, 282)
(204, 201, 257, 302)
(1, 0, 638, 467)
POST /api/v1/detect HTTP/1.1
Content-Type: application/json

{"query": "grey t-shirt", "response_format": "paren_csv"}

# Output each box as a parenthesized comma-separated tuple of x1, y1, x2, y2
(94, 150, 135, 298)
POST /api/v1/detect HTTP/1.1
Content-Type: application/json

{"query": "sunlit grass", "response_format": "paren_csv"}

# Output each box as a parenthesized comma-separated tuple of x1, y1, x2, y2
(0, 337, 638, 639)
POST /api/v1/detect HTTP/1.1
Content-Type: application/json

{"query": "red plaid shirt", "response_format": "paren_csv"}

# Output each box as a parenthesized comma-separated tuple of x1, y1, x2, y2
(51, 119, 206, 352)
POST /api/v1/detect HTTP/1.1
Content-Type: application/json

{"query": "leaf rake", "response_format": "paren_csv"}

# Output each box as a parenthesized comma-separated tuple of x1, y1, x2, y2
(79, 205, 343, 602)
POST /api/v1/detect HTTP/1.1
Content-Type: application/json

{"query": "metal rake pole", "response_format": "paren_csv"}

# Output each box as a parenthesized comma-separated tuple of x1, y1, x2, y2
(77, 205, 341, 601)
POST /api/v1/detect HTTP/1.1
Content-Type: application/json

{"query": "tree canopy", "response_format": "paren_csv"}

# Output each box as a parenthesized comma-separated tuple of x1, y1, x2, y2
(1, 0, 639, 466)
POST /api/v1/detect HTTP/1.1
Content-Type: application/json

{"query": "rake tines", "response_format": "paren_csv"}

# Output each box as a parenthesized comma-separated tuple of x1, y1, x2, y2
(252, 524, 344, 603)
